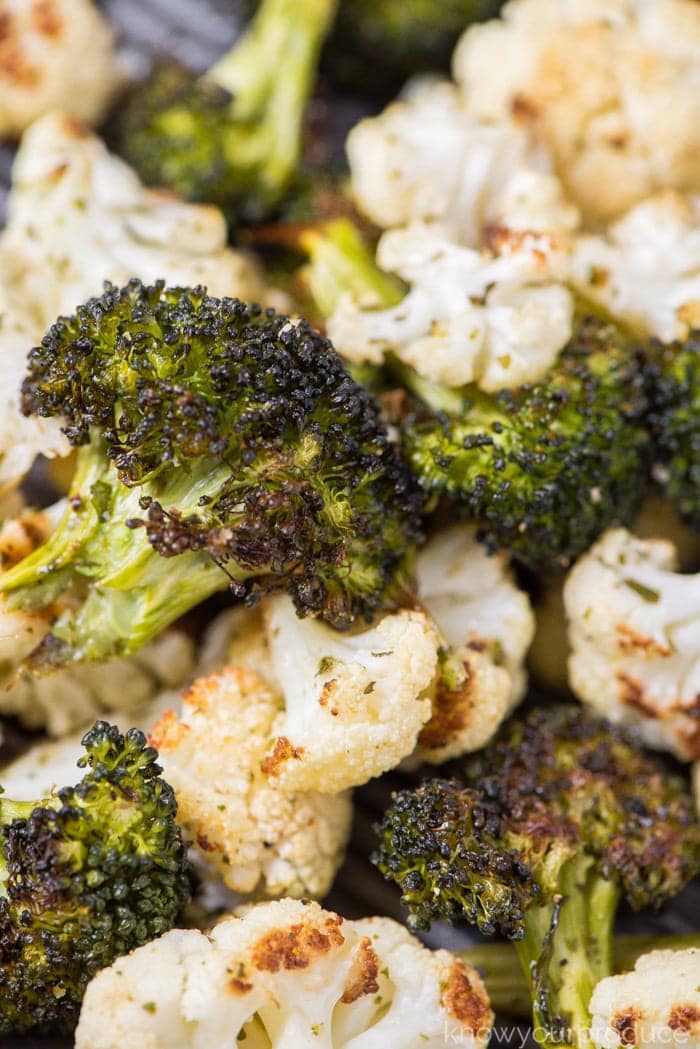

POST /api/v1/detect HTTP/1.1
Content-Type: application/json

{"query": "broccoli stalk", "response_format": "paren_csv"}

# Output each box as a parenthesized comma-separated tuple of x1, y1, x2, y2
(459, 933, 700, 1019)
(115, 0, 338, 221)
(0, 721, 190, 1033)
(375, 706, 700, 1049)
(0, 280, 421, 670)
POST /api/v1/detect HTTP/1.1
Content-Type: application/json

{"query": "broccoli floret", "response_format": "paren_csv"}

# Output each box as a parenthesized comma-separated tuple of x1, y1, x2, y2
(375, 705, 700, 1049)
(113, 0, 337, 222)
(649, 332, 700, 530)
(0, 720, 190, 1034)
(1, 280, 422, 671)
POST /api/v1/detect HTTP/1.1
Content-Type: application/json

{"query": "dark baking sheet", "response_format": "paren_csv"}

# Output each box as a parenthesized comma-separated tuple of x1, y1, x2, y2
(0, 0, 697, 1044)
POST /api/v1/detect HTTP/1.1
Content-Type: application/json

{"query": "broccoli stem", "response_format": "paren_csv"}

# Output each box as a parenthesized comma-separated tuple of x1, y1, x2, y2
(509, 855, 619, 1049)
(209, 0, 338, 205)
(299, 218, 404, 319)
(460, 932, 700, 1019)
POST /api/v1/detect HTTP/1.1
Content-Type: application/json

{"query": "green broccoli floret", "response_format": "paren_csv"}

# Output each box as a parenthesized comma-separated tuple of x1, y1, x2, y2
(0, 721, 190, 1033)
(649, 332, 700, 530)
(113, 0, 337, 222)
(375, 705, 700, 1049)
(1, 280, 422, 671)
(399, 311, 652, 570)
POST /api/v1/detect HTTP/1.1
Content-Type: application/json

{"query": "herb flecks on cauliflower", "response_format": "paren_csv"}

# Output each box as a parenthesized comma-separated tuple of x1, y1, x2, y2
(571, 192, 700, 341)
(454, 0, 700, 224)
(414, 524, 535, 763)
(0, 0, 120, 137)
(347, 79, 578, 246)
(590, 948, 700, 1049)
(565, 528, 700, 761)
(75, 898, 494, 1049)
(327, 224, 574, 392)
(148, 667, 353, 898)
(223, 597, 440, 793)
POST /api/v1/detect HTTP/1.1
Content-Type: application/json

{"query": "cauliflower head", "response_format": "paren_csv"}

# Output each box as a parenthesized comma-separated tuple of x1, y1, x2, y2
(414, 524, 535, 763)
(148, 666, 353, 898)
(0, 0, 120, 137)
(571, 192, 700, 342)
(75, 898, 494, 1049)
(347, 79, 577, 246)
(0, 113, 268, 330)
(221, 597, 439, 793)
(565, 528, 700, 761)
(590, 948, 700, 1049)
(327, 223, 574, 391)
(454, 0, 700, 224)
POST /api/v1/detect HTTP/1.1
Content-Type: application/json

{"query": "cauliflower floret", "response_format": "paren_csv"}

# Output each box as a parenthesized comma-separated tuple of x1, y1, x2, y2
(590, 948, 700, 1049)
(148, 666, 353, 898)
(571, 192, 700, 341)
(454, 0, 700, 225)
(564, 528, 700, 761)
(413, 525, 535, 763)
(0, 0, 120, 138)
(0, 112, 268, 329)
(75, 898, 494, 1049)
(328, 223, 573, 391)
(220, 598, 439, 793)
(347, 79, 578, 245)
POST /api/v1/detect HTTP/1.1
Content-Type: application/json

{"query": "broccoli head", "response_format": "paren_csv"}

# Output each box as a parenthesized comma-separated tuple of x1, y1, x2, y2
(114, 0, 337, 222)
(0, 720, 190, 1034)
(399, 310, 652, 570)
(1, 280, 422, 670)
(375, 705, 700, 1049)
(649, 332, 700, 530)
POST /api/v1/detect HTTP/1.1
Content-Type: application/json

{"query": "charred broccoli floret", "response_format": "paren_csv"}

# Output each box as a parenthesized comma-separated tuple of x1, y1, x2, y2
(375, 706, 700, 1049)
(114, 0, 337, 222)
(649, 332, 700, 530)
(0, 721, 190, 1034)
(399, 312, 651, 570)
(1, 280, 422, 671)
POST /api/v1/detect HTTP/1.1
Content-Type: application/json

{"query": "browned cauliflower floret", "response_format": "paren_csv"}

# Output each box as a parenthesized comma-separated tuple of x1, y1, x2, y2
(454, 0, 700, 224)
(75, 899, 494, 1049)
(148, 667, 353, 899)
(564, 528, 700, 761)
(0, 0, 120, 137)
(590, 948, 700, 1049)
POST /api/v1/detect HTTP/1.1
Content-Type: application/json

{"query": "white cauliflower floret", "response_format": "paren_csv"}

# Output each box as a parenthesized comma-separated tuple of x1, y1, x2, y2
(75, 898, 494, 1049)
(414, 525, 535, 763)
(564, 528, 700, 761)
(590, 948, 700, 1049)
(0, 0, 120, 137)
(454, 0, 700, 225)
(222, 598, 439, 793)
(148, 666, 353, 899)
(571, 192, 700, 341)
(328, 224, 573, 391)
(347, 79, 578, 245)
(0, 112, 268, 330)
